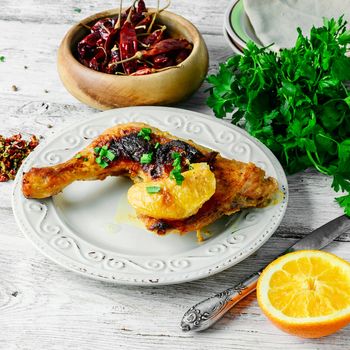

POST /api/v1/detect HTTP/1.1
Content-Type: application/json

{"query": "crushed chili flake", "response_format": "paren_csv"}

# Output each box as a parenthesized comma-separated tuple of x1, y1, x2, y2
(0, 134, 39, 182)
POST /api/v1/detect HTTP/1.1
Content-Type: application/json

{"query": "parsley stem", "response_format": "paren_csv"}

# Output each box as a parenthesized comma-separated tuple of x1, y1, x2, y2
(306, 150, 330, 175)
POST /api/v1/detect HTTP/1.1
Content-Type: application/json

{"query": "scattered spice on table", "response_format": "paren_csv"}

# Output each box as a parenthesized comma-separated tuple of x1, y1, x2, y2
(11, 85, 18, 92)
(0, 134, 39, 182)
(77, 0, 192, 75)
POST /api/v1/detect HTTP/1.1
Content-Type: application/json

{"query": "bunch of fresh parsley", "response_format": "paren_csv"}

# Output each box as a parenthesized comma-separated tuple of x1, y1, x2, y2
(207, 17, 350, 215)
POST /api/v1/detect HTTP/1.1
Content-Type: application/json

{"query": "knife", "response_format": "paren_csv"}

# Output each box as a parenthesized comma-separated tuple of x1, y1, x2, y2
(180, 215, 350, 332)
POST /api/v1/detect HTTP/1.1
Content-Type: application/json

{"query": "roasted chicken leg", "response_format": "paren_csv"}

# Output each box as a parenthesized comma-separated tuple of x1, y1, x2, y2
(22, 122, 278, 235)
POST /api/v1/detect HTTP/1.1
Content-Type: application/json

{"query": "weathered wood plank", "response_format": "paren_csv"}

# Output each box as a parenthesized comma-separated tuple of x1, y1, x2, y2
(0, 0, 227, 35)
(0, 235, 348, 349)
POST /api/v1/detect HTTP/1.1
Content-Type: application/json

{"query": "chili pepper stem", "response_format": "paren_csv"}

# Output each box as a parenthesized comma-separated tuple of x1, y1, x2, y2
(114, 0, 123, 29)
(136, 25, 166, 37)
(137, 40, 150, 48)
(100, 23, 112, 35)
(148, 0, 171, 15)
(79, 22, 91, 30)
(135, 25, 147, 30)
(110, 51, 143, 66)
(147, 0, 170, 33)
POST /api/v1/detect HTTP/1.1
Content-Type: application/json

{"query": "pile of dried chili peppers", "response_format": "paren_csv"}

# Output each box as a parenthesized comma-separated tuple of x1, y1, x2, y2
(0, 134, 39, 182)
(76, 0, 193, 75)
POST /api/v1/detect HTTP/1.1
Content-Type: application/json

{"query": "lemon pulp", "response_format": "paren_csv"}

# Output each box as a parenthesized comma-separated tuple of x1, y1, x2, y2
(127, 163, 216, 220)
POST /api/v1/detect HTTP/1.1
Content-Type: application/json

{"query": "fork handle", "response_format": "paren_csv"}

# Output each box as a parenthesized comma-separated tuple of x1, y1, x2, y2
(180, 270, 262, 332)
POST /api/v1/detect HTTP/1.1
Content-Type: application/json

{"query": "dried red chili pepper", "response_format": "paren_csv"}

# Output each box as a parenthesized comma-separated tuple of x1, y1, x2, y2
(135, 15, 152, 33)
(143, 39, 192, 57)
(105, 45, 122, 74)
(91, 18, 116, 40)
(141, 26, 166, 46)
(119, 6, 138, 74)
(125, 0, 144, 25)
(175, 49, 190, 65)
(77, 32, 101, 59)
(153, 53, 174, 68)
(88, 47, 108, 71)
(110, 38, 192, 68)
(130, 65, 179, 76)
(137, 0, 146, 14)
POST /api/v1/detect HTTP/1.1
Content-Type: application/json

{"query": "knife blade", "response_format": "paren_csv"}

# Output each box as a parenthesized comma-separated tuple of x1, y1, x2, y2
(180, 215, 350, 332)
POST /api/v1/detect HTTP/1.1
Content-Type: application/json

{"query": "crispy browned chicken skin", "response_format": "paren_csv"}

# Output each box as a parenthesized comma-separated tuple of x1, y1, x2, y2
(22, 122, 278, 234)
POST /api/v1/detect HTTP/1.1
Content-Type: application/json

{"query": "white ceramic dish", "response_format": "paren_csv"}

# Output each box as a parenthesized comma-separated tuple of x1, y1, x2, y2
(224, 0, 262, 50)
(223, 27, 243, 55)
(12, 106, 288, 285)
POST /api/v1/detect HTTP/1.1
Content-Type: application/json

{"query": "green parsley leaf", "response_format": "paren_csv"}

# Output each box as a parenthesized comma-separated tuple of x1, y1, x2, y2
(138, 128, 152, 141)
(0, 56, 5, 62)
(206, 16, 350, 216)
(140, 152, 153, 164)
(94, 147, 101, 154)
(74, 7, 81, 13)
(75, 153, 82, 159)
(146, 186, 161, 194)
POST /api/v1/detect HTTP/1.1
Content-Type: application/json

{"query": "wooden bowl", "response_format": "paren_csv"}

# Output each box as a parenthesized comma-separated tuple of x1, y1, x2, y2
(57, 9, 209, 110)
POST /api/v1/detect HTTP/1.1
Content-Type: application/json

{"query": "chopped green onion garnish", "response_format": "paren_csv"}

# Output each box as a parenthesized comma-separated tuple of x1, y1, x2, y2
(138, 128, 152, 141)
(106, 150, 116, 161)
(95, 145, 117, 168)
(84, 158, 88, 161)
(170, 169, 185, 185)
(170, 152, 184, 185)
(172, 157, 181, 167)
(75, 153, 82, 159)
(146, 186, 161, 194)
(154, 142, 160, 149)
(96, 156, 108, 168)
(171, 152, 180, 159)
(140, 152, 153, 164)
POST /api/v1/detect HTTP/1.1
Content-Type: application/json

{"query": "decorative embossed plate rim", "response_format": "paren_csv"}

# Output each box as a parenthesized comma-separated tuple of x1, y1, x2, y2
(12, 107, 288, 285)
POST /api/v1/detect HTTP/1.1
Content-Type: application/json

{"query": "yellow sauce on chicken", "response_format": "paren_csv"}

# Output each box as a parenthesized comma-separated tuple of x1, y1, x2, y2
(127, 163, 216, 220)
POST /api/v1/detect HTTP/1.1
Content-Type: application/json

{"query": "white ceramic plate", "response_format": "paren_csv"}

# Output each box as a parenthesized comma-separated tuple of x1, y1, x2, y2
(224, 0, 263, 51)
(223, 27, 243, 55)
(12, 106, 288, 285)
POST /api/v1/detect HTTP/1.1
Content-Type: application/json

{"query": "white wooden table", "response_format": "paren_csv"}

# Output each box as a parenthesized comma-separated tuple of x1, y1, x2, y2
(1, 1, 350, 349)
